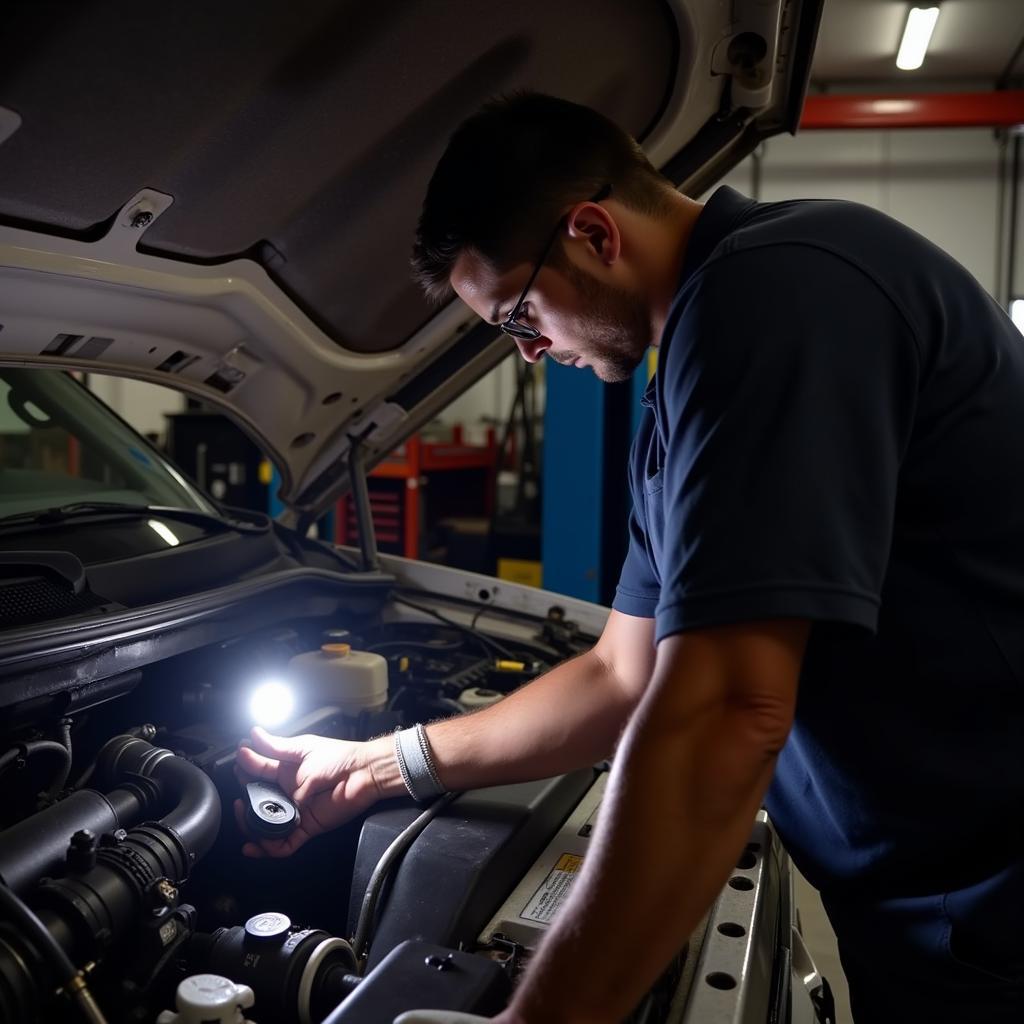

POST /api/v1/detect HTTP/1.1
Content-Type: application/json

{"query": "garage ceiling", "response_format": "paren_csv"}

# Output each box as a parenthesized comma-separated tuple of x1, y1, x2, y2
(811, 0, 1024, 84)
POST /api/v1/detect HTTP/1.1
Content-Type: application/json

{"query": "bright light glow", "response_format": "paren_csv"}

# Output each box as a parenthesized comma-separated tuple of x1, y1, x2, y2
(870, 99, 915, 116)
(1011, 299, 1024, 335)
(249, 680, 295, 728)
(147, 519, 180, 546)
(897, 7, 940, 71)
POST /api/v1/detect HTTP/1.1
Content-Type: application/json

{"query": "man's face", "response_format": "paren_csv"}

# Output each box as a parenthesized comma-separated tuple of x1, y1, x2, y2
(450, 247, 652, 384)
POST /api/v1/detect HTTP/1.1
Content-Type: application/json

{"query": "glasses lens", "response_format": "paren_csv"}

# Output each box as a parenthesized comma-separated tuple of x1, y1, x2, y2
(499, 320, 540, 341)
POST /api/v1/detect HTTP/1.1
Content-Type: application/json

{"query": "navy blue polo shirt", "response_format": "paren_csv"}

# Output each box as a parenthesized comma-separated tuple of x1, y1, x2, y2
(614, 186, 1024, 898)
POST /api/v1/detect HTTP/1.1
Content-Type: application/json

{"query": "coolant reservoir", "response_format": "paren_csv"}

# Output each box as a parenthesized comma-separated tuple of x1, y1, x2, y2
(288, 643, 389, 722)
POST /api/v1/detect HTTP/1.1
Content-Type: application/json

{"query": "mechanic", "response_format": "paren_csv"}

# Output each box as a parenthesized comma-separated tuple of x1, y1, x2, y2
(237, 93, 1024, 1022)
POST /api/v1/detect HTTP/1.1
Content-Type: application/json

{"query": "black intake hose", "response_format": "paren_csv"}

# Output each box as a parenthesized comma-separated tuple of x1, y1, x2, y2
(0, 734, 221, 894)
(0, 736, 222, 1022)
(96, 735, 221, 862)
(0, 787, 147, 897)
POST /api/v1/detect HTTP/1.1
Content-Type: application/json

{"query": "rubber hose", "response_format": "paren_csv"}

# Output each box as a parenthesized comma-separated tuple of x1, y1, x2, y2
(97, 736, 221, 860)
(352, 792, 458, 964)
(0, 882, 109, 1023)
(0, 740, 72, 786)
(48, 719, 74, 798)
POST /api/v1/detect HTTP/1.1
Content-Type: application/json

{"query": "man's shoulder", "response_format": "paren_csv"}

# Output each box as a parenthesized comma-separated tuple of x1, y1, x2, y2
(725, 193, 899, 249)
(657, 217, 920, 395)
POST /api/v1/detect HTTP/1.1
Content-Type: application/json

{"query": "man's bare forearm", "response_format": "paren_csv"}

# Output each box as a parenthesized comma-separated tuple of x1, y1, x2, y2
(365, 649, 638, 798)
(500, 624, 806, 1024)
(505, 687, 777, 1023)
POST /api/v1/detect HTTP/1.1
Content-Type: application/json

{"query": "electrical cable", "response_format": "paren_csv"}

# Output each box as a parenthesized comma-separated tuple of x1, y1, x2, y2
(365, 638, 463, 655)
(351, 791, 459, 966)
(393, 595, 516, 660)
(0, 882, 109, 1024)
(0, 740, 72, 793)
(47, 718, 74, 799)
(469, 603, 490, 632)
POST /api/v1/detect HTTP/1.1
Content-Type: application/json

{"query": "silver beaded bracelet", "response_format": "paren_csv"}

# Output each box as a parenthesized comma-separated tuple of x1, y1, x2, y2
(393, 724, 446, 802)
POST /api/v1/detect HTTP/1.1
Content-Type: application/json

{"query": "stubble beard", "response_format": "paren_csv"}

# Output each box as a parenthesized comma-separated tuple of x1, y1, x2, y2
(558, 262, 653, 383)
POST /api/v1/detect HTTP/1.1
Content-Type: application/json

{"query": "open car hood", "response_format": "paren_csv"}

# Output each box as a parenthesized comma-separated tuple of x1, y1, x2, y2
(0, 0, 822, 526)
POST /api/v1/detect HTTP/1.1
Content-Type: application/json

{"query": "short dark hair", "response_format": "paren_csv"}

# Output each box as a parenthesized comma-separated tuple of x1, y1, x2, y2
(411, 92, 675, 304)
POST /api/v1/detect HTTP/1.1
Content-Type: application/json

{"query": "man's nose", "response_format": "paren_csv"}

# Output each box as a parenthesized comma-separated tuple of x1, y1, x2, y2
(515, 334, 551, 363)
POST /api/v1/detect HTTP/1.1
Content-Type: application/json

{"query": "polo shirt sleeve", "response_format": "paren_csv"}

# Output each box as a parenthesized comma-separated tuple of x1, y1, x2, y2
(612, 502, 661, 618)
(655, 243, 919, 643)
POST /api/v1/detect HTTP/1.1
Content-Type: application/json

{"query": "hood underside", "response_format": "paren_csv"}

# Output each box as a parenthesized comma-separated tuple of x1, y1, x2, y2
(0, 0, 822, 523)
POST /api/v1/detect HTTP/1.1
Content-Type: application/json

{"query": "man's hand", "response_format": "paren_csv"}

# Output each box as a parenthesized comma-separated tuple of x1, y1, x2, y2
(234, 726, 384, 857)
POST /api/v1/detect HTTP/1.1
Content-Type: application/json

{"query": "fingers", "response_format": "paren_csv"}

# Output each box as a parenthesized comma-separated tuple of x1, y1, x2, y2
(251, 828, 312, 858)
(293, 770, 329, 805)
(233, 798, 253, 839)
(249, 726, 311, 763)
(236, 743, 282, 782)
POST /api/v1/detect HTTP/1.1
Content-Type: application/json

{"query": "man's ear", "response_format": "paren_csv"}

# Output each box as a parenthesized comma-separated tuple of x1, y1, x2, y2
(565, 201, 621, 266)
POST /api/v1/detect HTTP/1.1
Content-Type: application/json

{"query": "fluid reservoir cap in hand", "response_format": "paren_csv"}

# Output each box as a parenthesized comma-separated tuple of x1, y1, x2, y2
(244, 780, 300, 839)
(245, 911, 292, 942)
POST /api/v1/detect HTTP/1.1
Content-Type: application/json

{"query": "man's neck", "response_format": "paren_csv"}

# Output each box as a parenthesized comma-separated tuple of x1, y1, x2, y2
(648, 194, 705, 345)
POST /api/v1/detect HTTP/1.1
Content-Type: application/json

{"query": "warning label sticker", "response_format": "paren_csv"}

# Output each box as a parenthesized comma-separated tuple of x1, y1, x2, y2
(520, 853, 583, 924)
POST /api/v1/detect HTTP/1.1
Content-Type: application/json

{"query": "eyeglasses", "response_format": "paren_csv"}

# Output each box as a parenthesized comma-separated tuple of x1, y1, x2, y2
(499, 183, 612, 342)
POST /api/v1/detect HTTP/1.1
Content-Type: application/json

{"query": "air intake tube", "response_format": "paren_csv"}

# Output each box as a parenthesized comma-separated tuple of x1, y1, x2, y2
(0, 737, 222, 1023)
(0, 787, 148, 897)
(95, 735, 221, 861)
(0, 734, 221, 894)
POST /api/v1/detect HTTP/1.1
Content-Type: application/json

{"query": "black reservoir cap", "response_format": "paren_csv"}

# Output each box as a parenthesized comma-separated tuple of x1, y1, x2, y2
(244, 781, 299, 839)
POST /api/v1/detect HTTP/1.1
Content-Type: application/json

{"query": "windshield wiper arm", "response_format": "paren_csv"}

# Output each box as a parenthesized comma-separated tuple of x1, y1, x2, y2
(0, 502, 148, 527)
(0, 502, 269, 534)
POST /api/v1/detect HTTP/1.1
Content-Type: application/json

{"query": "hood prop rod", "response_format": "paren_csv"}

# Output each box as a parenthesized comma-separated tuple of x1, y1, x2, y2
(347, 428, 381, 573)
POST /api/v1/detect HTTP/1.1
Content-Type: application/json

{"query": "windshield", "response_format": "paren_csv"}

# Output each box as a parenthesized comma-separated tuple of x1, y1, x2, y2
(0, 368, 213, 519)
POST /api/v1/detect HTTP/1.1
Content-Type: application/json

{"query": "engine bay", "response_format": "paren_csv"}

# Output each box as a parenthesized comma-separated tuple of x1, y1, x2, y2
(0, 590, 798, 1024)
(0, 598, 595, 1024)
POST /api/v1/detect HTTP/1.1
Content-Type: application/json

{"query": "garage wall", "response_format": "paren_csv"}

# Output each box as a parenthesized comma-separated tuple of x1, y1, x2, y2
(715, 126, 1016, 303)
(86, 374, 185, 443)
(436, 350, 541, 441)
(1017, 137, 1024, 301)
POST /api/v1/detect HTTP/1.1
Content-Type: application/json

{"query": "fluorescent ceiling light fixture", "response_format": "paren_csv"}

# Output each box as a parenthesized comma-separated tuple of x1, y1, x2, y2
(870, 99, 915, 116)
(897, 7, 940, 71)
(147, 518, 180, 546)
(1011, 299, 1024, 335)
(249, 680, 295, 728)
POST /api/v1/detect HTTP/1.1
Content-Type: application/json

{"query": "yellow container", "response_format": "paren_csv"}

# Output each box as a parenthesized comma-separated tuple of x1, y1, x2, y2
(497, 558, 542, 588)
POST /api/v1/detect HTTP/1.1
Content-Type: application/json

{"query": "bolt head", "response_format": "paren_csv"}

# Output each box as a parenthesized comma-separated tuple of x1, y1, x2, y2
(424, 953, 455, 971)
(129, 210, 154, 229)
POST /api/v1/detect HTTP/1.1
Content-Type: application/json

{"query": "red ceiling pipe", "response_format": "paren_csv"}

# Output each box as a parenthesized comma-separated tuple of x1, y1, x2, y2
(801, 91, 1024, 130)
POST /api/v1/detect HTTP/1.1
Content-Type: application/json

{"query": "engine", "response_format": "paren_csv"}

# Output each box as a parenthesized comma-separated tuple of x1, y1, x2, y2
(0, 598, 799, 1024)
(0, 607, 611, 1024)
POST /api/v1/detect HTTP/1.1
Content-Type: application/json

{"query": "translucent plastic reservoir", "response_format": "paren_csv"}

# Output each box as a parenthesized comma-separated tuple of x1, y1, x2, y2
(288, 643, 389, 716)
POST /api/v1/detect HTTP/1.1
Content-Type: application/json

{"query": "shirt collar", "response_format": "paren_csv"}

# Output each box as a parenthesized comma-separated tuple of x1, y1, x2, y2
(641, 186, 757, 408)
(676, 185, 757, 287)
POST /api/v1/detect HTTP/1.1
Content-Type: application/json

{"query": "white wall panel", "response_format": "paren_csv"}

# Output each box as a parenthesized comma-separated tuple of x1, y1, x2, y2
(711, 127, 1006, 301)
(86, 374, 185, 442)
(1015, 140, 1024, 301)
